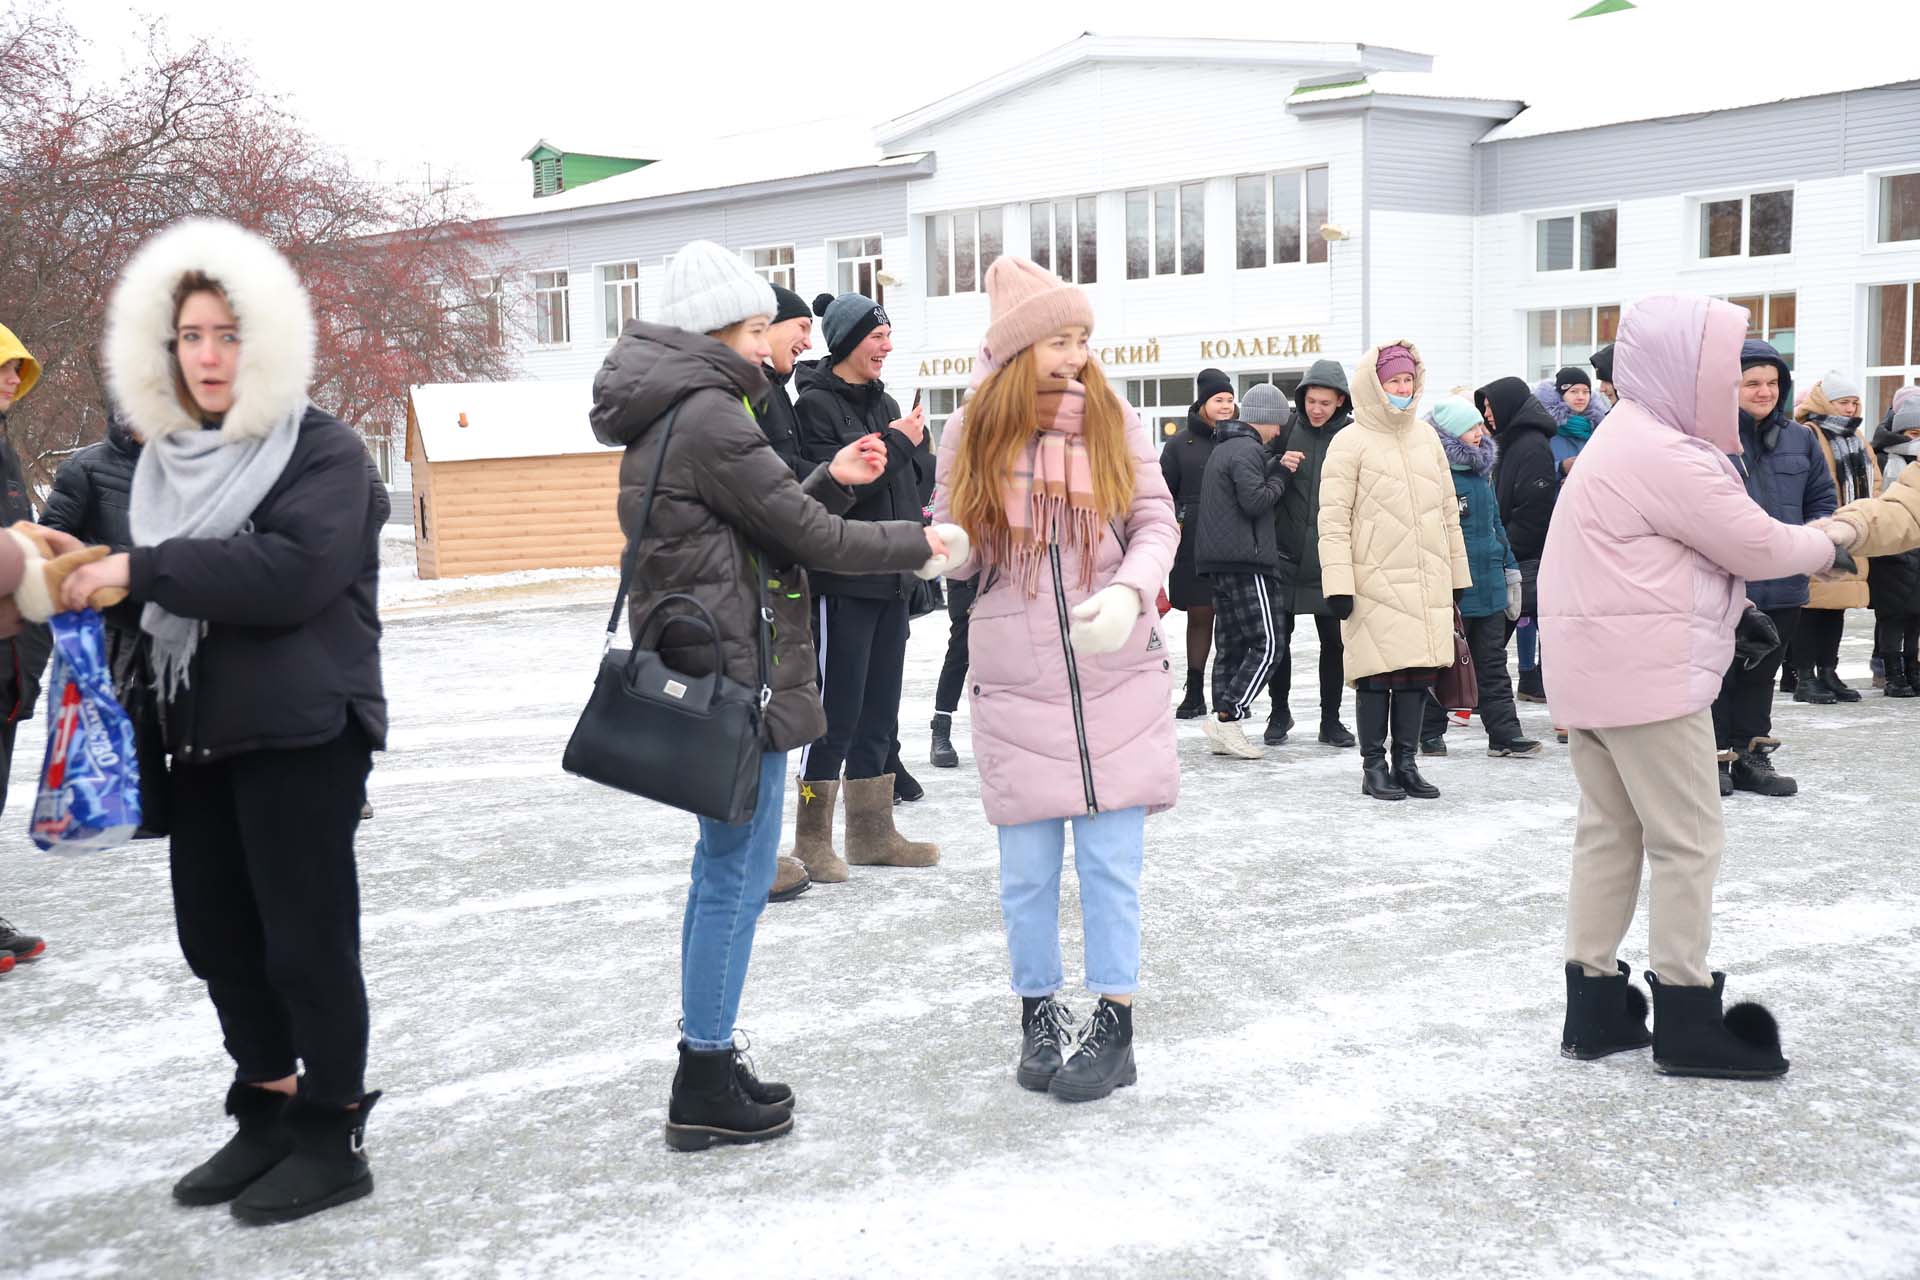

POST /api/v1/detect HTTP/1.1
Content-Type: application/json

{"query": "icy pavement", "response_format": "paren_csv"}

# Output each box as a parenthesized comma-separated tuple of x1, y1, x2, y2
(3, 600, 1918, 1279)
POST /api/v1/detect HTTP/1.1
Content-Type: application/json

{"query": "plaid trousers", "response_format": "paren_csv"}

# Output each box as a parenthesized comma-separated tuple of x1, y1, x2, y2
(1210, 572, 1284, 720)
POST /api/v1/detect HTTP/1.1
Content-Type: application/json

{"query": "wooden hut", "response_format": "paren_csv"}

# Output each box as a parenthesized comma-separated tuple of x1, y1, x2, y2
(404, 380, 621, 579)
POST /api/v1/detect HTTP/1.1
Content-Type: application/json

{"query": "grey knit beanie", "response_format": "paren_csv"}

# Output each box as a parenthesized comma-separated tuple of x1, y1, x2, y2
(658, 240, 776, 335)
(812, 291, 891, 363)
(1240, 383, 1293, 428)
(1821, 370, 1861, 402)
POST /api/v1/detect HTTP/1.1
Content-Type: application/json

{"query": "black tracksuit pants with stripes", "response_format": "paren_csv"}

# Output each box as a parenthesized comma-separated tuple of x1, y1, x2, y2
(803, 594, 910, 782)
(1210, 572, 1284, 722)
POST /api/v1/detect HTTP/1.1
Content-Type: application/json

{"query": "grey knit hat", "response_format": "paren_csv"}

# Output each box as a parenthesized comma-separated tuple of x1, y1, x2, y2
(658, 240, 776, 335)
(812, 291, 891, 363)
(1240, 383, 1293, 428)
(1821, 370, 1862, 402)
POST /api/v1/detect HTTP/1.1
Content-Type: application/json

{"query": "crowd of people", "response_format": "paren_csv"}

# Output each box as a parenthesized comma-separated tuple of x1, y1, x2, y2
(6, 216, 1920, 1223)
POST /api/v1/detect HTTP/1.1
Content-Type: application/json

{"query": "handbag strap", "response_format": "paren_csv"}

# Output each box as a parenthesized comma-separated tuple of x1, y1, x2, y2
(603, 395, 774, 709)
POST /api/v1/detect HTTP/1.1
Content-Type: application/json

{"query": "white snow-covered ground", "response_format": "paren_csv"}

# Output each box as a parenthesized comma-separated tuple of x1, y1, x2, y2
(3, 597, 1918, 1279)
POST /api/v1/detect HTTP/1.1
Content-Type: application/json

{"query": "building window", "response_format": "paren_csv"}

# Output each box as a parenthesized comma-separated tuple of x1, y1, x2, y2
(1126, 184, 1205, 279)
(1029, 197, 1097, 285)
(1236, 167, 1329, 269)
(1868, 282, 1920, 421)
(1124, 375, 1200, 440)
(471, 275, 503, 348)
(531, 269, 569, 346)
(832, 236, 885, 304)
(1535, 208, 1617, 272)
(1720, 292, 1797, 368)
(1879, 173, 1920, 244)
(1527, 304, 1621, 381)
(599, 263, 640, 340)
(1234, 370, 1306, 400)
(1698, 189, 1793, 259)
(925, 387, 964, 445)
(924, 210, 1003, 297)
(745, 246, 795, 289)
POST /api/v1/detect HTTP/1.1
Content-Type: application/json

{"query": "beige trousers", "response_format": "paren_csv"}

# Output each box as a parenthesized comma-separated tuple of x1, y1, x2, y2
(1565, 709, 1724, 987)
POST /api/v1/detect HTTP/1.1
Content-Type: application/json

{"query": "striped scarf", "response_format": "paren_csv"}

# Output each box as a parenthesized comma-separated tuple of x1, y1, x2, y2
(1813, 414, 1873, 505)
(999, 381, 1102, 596)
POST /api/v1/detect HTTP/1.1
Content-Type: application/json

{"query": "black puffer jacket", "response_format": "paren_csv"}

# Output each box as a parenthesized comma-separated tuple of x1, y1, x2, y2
(41, 416, 141, 551)
(127, 407, 386, 763)
(1195, 422, 1288, 575)
(1476, 376, 1560, 568)
(1273, 366, 1353, 615)
(757, 365, 809, 484)
(794, 364, 933, 601)
(590, 323, 930, 751)
(0, 413, 49, 722)
(1869, 424, 1920, 616)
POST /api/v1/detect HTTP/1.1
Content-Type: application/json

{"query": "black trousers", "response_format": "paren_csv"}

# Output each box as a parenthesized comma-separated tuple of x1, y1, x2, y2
(1421, 612, 1526, 745)
(0, 718, 17, 818)
(1874, 612, 1920, 664)
(1796, 607, 1847, 671)
(169, 726, 373, 1107)
(1713, 605, 1799, 750)
(1270, 611, 1345, 719)
(804, 594, 909, 782)
(934, 577, 977, 717)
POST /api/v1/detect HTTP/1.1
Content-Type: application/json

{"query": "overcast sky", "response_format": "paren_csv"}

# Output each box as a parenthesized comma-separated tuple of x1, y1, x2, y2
(50, 0, 1910, 216)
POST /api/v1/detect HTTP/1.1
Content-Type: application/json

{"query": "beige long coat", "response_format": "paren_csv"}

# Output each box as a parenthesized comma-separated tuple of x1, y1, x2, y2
(1318, 341, 1473, 683)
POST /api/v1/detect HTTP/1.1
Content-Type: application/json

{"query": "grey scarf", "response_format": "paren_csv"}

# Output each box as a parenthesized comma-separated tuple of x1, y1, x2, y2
(129, 405, 304, 696)
(1812, 414, 1872, 505)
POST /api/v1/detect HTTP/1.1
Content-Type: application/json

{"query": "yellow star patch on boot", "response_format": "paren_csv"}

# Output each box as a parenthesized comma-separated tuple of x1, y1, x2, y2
(800, 783, 817, 805)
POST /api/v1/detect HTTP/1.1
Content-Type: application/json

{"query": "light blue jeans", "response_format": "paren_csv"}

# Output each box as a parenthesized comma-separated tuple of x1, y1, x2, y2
(996, 807, 1146, 997)
(679, 751, 787, 1050)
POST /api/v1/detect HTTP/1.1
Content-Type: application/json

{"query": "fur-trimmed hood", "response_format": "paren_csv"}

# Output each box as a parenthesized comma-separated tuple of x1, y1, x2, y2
(104, 218, 315, 445)
(1431, 418, 1498, 475)
(1533, 378, 1611, 431)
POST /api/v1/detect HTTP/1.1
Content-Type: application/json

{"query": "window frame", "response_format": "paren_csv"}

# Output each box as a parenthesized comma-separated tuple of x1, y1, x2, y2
(1525, 303, 1623, 382)
(742, 244, 797, 290)
(1526, 204, 1619, 275)
(1870, 168, 1920, 249)
(1027, 196, 1098, 285)
(922, 209, 1004, 298)
(1126, 182, 1206, 280)
(1235, 165, 1331, 271)
(826, 233, 886, 305)
(1716, 290, 1798, 369)
(595, 261, 641, 342)
(1688, 186, 1795, 262)
(470, 274, 504, 349)
(529, 267, 571, 347)
(1865, 280, 1920, 421)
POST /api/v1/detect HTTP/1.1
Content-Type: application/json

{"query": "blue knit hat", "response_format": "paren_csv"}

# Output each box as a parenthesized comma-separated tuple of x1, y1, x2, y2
(1431, 395, 1482, 438)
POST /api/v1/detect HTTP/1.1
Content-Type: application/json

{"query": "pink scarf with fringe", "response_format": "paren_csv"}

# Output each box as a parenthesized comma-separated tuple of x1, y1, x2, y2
(996, 381, 1103, 596)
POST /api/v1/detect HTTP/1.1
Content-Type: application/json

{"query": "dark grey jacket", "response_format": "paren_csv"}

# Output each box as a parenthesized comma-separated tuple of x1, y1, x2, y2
(1273, 368, 1353, 615)
(589, 323, 930, 752)
(1195, 422, 1289, 576)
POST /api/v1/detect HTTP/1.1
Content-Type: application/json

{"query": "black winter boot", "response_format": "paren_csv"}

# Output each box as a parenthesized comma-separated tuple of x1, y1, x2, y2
(1419, 736, 1448, 757)
(929, 714, 960, 768)
(1389, 692, 1440, 799)
(1792, 663, 1836, 704)
(663, 1045, 794, 1151)
(229, 1092, 381, 1225)
(1730, 737, 1796, 796)
(1560, 961, 1654, 1060)
(1318, 715, 1356, 749)
(1264, 702, 1294, 746)
(1817, 667, 1862, 703)
(1049, 999, 1136, 1102)
(888, 747, 924, 803)
(1176, 668, 1207, 719)
(1647, 972, 1789, 1079)
(729, 1036, 794, 1110)
(1016, 996, 1076, 1093)
(1517, 667, 1546, 702)
(1717, 752, 1734, 797)
(1887, 654, 1920, 699)
(1357, 691, 1404, 801)
(172, 1082, 294, 1206)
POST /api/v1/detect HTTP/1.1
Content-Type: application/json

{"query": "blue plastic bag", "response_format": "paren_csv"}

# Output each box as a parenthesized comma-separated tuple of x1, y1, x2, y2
(30, 611, 141, 852)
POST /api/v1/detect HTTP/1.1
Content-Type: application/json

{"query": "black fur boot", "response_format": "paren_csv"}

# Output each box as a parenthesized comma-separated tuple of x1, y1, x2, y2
(1357, 690, 1404, 801)
(1560, 961, 1654, 1060)
(230, 1092, 381, 1225)
(172, 1082, 294, 1206)
(1647, 972, 1788, 1079)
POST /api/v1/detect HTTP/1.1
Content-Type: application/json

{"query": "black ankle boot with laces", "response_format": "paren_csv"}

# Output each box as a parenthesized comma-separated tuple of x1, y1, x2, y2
(1049, 998, 1136, 1102)
(1016, 996, 1076, 1092)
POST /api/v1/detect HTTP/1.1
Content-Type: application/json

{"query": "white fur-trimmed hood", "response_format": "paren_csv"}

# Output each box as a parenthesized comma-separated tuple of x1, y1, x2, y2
(105, 218, 315, 444)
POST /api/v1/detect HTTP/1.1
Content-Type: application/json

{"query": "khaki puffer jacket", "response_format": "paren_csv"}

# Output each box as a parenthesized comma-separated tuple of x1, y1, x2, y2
(1835, 461, 1920, 559)
(1803, 411, 1880, 610)
(590, 323, 932, 752)
(1317, 340, 1472, 682)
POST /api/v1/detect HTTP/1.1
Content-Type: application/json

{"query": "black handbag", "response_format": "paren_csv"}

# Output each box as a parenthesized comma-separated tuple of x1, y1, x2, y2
(908, 575, 945, 619)
(561, 402, 772, 825)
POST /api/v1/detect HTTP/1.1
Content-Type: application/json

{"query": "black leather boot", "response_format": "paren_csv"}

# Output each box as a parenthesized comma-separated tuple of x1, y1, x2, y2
(1817, 667, 1862, 703)
(1730, 737, 1796, 796)
(888, 747, 924, 803)
(663, 1045, 794, 1151)
(173, 1082, 294, 1206)
(1647, 971, 1789, 1079)
(1389, 691, 1440, 799)
(1887, 654, 1920, 699)
(1792, 663, 1836, 704)
(929, 714, 960, 767)
(1015, 996, 1075, 1092)
(1176, 668, 1207, 719)
(1318, 715, 1356, 748)
(230, 1092, 381, 1225)
(1560, 961, 1654, 1060)
(1357, 690, 1404, 801)
(1049, 999, 1136, 1102)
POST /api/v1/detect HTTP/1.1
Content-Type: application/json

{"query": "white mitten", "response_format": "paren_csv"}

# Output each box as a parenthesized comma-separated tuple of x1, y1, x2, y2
(915, 523, 972, 580)
(1504, 566, 1524, 622)
(1068, 584, 1143, 656)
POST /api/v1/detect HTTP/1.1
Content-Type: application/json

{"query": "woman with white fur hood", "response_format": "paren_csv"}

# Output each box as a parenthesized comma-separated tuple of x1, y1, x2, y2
(58, 219, 387, 1225)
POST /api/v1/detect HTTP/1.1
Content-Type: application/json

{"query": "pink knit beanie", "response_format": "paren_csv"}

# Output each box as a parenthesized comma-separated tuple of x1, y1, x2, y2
(983, 257, 1095, 367)
(1376, 344, 1417, 383)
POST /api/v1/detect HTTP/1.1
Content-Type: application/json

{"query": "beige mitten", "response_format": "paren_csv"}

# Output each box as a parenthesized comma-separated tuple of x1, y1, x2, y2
(8, 522, 122, 620)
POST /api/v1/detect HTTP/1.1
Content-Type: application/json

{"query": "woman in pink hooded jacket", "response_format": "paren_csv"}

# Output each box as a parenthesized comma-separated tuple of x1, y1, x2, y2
(932, 257, 1178, 1104)
(1540, 294, 1839, 1081)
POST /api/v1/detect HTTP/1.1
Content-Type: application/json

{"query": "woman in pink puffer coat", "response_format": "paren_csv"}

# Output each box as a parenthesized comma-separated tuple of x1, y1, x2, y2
(1540, 293, 1839, 1081)
(932, 257, 1177, 1106)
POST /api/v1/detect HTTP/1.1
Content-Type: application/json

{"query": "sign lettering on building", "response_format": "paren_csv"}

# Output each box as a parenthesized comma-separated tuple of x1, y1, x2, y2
(916, 331, 1322, 379)
(1199, 333, 1322, 361)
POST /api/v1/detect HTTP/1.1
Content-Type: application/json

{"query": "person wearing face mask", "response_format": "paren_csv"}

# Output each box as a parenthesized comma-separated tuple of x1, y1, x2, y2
(1791, 371, 1879, 704)
(934, 256, 1177, 1102)
(789, 290, 941, 878)
(1537, 366, 1609, 478)
(1706, 340, 1835, 797)
(1319, 343, 1472, 802)
(1161, 367, 1233, 719)
(588, 240, 956, 1149)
